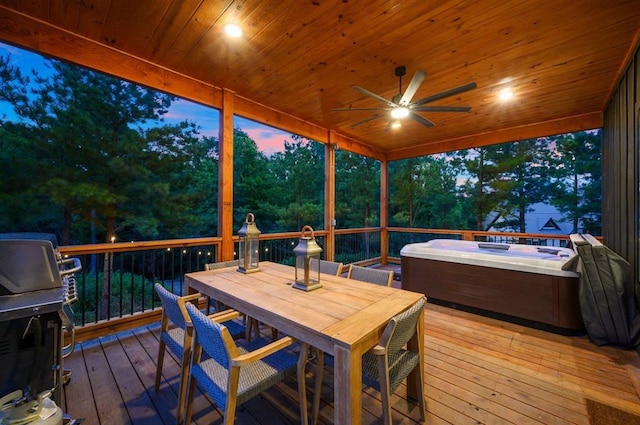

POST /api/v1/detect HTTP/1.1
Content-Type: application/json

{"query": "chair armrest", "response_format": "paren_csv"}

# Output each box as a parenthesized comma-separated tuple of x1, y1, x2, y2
(370, 344, 386, 356)
(231, 336, 295, 366)
(180, 293, 201, 303)
(177, 293, 202, 321)
(208, 310, 241, 323)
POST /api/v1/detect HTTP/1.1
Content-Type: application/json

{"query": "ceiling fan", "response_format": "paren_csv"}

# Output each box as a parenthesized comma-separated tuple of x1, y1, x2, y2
(334, 66, 477, 129)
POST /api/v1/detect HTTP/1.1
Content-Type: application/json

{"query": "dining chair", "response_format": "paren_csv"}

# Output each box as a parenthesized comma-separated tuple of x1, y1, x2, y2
(184, 302, 311, 425)
(347, 264, 394, 286)
(363, 296, 427, 425)
(153, 283, 246, 423)
(310, 258, 344, 276)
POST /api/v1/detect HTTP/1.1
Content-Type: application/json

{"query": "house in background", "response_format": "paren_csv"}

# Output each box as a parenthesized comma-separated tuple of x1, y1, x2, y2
(485, 202, 580, 236)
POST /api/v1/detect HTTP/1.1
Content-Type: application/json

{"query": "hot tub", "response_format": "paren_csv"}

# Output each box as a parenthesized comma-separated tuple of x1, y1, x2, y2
(400, 239, 583, 332)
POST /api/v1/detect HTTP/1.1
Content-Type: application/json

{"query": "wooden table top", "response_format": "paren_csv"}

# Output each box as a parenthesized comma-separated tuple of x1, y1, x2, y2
(185, 261, 424, 354)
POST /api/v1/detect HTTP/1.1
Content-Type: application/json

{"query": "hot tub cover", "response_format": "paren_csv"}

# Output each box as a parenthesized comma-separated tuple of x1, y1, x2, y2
(570, 234, 640, 349)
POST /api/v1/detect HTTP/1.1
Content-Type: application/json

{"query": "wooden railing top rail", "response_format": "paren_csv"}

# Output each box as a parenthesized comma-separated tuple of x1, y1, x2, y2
(57, 228, 600, 256)
(58, 236, 223, 256)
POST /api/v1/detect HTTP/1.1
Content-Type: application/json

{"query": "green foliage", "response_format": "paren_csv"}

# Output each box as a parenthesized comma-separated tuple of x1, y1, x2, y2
(0, 54, 217, 244)
(75, 270, 156, 321)
(547, 130, 602, 234)
(335, 150, 380, 228)
(389, 156, 465, 229)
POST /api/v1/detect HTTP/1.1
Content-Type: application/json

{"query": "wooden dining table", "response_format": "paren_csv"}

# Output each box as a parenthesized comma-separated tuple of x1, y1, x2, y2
(184, 261, 425, 425)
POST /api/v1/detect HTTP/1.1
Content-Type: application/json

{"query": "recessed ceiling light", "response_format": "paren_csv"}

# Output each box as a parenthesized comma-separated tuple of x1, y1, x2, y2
(498, 88, 514, 101)
(391, 106, 410, 119)
(223, 23, 243, 38)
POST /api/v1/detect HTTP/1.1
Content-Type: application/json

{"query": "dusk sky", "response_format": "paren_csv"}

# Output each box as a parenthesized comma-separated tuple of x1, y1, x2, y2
(0, 42, 295, 157)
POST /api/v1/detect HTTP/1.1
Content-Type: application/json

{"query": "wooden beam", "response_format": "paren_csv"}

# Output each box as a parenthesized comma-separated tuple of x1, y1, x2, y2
(325, 131, 337, 261)
(219, 89, 235, 261)
(380, 160, 389, 265)
(384, 112, 603, 160)
(330, 132, 385, 161)
(234, 95, 329, 144)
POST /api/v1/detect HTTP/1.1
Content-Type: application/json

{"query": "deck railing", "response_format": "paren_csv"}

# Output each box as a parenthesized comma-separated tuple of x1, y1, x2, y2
(57, 228, 584, 340)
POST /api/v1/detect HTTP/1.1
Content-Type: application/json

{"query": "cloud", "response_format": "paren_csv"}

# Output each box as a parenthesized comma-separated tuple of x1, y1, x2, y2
(236, 117, 294, 156)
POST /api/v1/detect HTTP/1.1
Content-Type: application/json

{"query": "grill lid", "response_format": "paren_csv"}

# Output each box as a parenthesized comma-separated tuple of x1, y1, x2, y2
(0, 240, 62, 296)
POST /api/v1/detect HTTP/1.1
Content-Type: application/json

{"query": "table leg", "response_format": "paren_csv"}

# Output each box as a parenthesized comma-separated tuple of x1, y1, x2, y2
(333, 344, 362, 425)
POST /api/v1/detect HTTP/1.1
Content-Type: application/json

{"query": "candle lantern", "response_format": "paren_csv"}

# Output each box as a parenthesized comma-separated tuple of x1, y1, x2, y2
(237, 212, 261, 273)
(292, 225, 323, 291)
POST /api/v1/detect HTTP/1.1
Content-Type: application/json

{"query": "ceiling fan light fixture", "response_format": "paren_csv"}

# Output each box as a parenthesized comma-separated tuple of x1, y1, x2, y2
(391, 106, 409, 119)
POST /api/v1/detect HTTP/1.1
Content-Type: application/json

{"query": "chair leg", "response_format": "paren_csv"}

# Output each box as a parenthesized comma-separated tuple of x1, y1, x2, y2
(224, 367, 241, 425)
(311, 349, 324, 425)
(297, 343, 309, 425)
(184, 373, 198, 425)
(155, 340, 166, 390)
(376, 354, 393, 425)
(413, 365, 426, 421)
(176, 348, 191, 423)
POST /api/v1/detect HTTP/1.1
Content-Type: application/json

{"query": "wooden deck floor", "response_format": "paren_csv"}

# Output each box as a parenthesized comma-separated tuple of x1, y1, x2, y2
(61, 302, 640, 425)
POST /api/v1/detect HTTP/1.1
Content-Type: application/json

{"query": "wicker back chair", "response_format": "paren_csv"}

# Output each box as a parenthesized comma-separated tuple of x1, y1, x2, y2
(347, 264, 394, 286)
(184, 303, 310, 425)
(362, 296, 427, 425)
(153, 283, 245, 422)
(310, 258, 344, 276)
(312, 297, 427, 425)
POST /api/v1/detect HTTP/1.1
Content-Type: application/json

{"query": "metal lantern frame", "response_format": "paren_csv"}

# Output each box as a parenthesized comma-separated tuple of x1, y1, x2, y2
(237, 212, 261, 274)
(292, 225, 323, 291)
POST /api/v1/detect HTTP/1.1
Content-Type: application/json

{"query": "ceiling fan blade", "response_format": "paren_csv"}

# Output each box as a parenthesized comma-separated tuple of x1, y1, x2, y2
(399, 70, 426, 105)
(412, 106, 472, 113)
(409, 112, 436, 128)
(353, 86, 398, 108)
(333, 107, 392, 112)
(412, 82, 477, 106)
(350, 113, 386, 128)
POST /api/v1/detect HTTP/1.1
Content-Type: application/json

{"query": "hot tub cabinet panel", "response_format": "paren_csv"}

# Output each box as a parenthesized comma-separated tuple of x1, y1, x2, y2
(400, 240, 583, 332)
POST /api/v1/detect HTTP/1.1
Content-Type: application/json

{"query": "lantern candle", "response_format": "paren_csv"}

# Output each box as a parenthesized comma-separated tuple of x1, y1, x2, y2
(292, 225, 323, 291)
(237, 212, 261, 273)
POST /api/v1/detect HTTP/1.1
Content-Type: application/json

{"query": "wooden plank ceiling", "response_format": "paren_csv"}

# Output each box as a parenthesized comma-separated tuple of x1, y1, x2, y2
(0, 0, 639, 160)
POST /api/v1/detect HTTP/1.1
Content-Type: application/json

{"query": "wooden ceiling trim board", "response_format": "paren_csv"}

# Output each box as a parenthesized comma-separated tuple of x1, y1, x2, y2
(385, 112, 603, 161)
(49, 0, 80, 32)
(100, 1, 142, 50)
(143, 0, 204, 61)
(115, 0, 173, 53)
(157, 0, 232, 70)
(75, 0, 111, 41)
(0, 6, 224, 109)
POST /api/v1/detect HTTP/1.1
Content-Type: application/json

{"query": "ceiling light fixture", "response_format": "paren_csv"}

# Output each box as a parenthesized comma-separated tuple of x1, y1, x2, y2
(223, 23, 243, 38)
(391, 120, 402, 129)
(498, 88, 514, 101)
(390, 106, 410, 119)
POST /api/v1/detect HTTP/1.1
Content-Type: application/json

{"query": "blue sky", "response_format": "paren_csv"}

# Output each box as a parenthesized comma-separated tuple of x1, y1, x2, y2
(0, 42, 294, 157)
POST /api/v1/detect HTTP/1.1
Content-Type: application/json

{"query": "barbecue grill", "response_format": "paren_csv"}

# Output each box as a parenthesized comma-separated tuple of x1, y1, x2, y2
(0, 233, 81, 424)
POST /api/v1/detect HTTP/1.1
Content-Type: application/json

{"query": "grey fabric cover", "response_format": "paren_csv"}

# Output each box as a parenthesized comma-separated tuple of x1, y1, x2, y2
(570, 234, 640, 348)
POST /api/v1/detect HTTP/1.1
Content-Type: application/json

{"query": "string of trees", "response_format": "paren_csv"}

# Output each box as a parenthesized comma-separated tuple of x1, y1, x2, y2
(0, 54, 602, 249)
